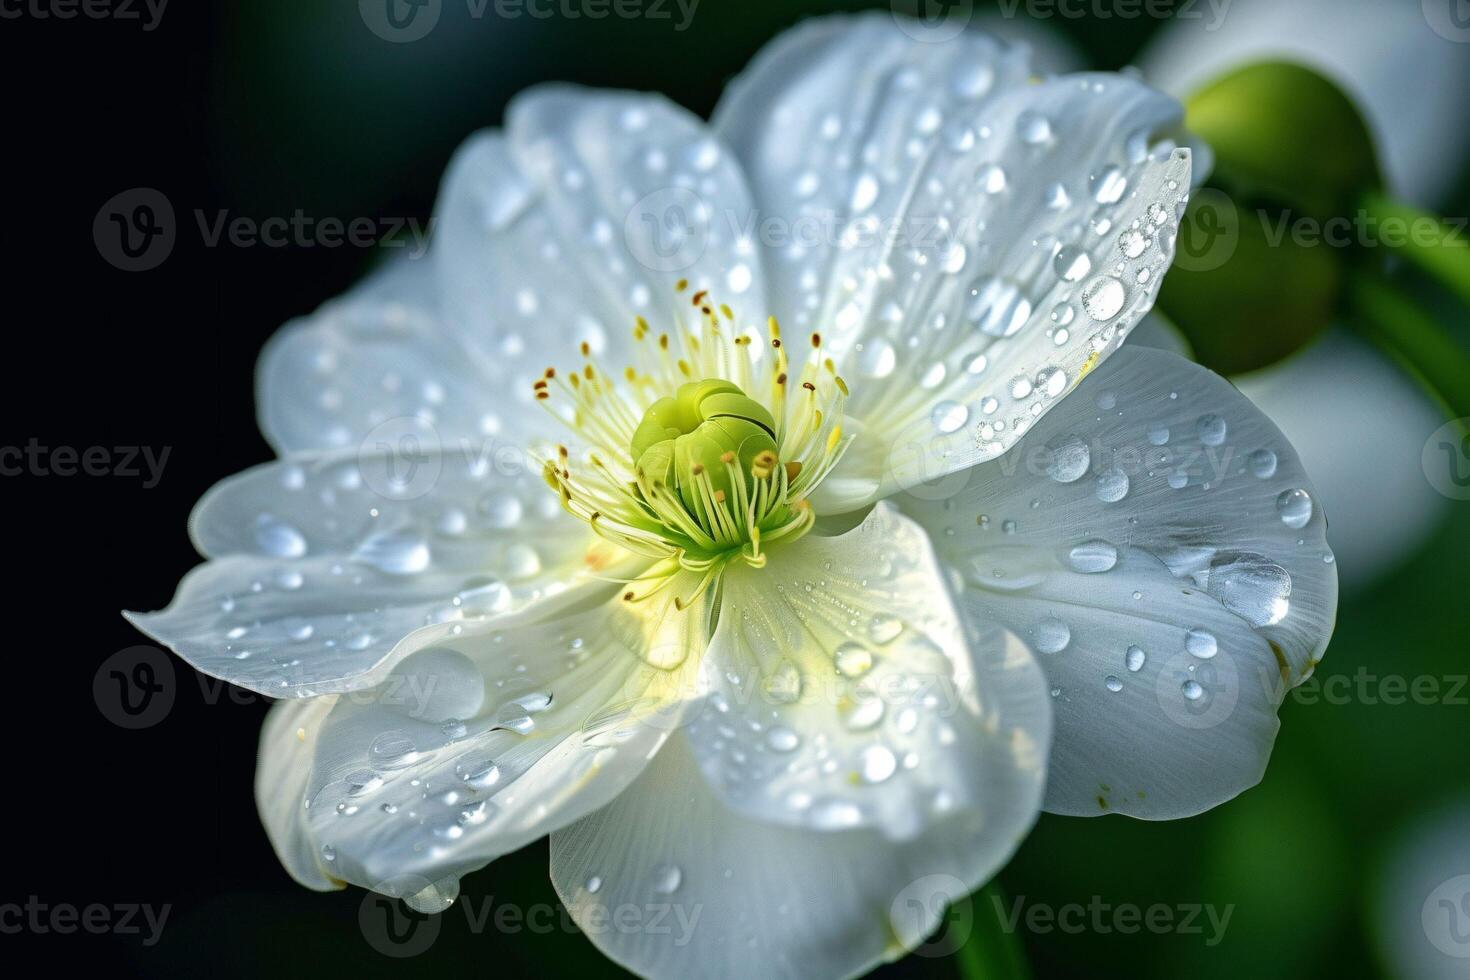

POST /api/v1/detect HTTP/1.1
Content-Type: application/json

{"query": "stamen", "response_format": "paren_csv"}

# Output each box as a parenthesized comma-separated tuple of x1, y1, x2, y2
(530, 285, 851, 573)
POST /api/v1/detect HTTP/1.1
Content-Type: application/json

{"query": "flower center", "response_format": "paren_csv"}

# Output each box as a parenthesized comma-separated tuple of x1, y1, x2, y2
(532, 284, 850, 588)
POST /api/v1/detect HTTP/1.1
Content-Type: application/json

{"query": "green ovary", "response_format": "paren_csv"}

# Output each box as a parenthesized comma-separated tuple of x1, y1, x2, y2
(630, 379, 778, 514)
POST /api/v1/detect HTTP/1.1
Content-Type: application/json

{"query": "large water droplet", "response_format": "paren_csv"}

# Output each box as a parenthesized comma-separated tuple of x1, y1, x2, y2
(1196, 414, 1228, 447)
(1092, 165, 1128, 204)
(651, 863, 682, 894)
(1068, 539, 1118, 573)
(1082, 276, 1126, 321)
(834, 643, 875, 678)
(1054, 245, 1092, 282)
(353, 529, 431, 575)
(1204, 553, 1292, 627)
(859, 745, 898, 784)
(932, 401, 968, 434)
(1033, 618, 1071, 654)
(1185, 628, 1218, 659)
(1125, 645, 1146, 672)
(1276, 488, 1313, 529)
(1045, 434, 1091, 483)
(455, 751, 501, 788)
(1095, 468, 1130, 503)
(254, 515, 307, 558)
(1249, 449, 1278, 479)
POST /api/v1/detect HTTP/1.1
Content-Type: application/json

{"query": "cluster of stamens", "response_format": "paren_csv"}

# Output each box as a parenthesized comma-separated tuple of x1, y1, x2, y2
(533, 282, 851, 604)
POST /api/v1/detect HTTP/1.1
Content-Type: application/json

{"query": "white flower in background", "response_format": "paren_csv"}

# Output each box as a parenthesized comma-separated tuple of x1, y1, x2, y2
(1377, 800, 1470, 979)
(127, 16, 1337, 978)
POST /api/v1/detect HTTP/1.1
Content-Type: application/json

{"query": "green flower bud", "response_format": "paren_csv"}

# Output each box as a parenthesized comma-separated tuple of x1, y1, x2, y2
(1186, 61, 1381, 221)
(630, 380, 779, 513)
(1159, 191, 1340, 375)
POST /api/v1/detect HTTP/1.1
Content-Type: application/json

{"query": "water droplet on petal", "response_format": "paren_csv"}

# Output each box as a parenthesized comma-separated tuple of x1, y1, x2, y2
(1033, 618, 1071, 654)
(1068, 539, 1118, 573)
(1185, 628, 1218, 659)
(1277, 488, 1313, 529)
(1081, 276, 1126, 321)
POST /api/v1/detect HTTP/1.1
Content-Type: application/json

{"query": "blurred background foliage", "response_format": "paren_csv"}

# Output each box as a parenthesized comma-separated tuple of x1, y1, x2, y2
(125, 0, 1470, 977)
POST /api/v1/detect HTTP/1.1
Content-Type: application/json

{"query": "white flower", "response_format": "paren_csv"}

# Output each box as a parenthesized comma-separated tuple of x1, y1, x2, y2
(127, 15, 1337, 978)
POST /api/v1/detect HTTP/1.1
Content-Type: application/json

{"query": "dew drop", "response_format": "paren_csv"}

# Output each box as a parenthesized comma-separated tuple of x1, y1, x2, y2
(1095, 468, 1130, 503)
(1126, 645, 1146, 672)
(834, 643, 875, 678)
(1068, 539, 1118, 573)
(651, 864, 682, 894)
(1054, 246, 1092, 282)
(932, 401, 968, 434)
(1276, 488, 1313, 529)
(1249, 449, 1278, 479)
(1185, 628, 1218, 659)
(1196, 414, 1228, 446)
(1081, 276, 1126, 321)
(859, 745, 898, 784)
(1033, 618, 1071, 654)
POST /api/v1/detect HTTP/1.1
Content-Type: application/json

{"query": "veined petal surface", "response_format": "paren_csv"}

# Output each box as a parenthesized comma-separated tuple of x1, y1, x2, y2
(715, 14, 1193, 508)
(688, 503, 1049, 842)
(901, 346, 1337, 817)
(128, 450, 631, 697)
(287, 576, 710, 906)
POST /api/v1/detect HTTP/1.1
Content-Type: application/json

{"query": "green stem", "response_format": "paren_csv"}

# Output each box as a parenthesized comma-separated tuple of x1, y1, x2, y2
(1358, 191, 1470, 308)
(1346, 273, 1470, 423)
(954, 883, 1030, 980)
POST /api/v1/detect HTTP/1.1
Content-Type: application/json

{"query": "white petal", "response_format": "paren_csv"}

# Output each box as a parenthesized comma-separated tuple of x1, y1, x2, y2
(689, 502, 1049, 842)
(1236, 330, 1448, 592)
(715, 14, 1191, 509)
(257, 265, 518, 456)
(970, 8, 1085, 75)
(901, 346, 1338, 818)
(435, 89, 766, 374)
(549, 634, 1050, 980)
(1138, 0, 1470, 205)
(127, 450, 632, 697)
(256, 695, 341, 891)
(299, 578, 709, 901)
(1377, 800, 1470, 979)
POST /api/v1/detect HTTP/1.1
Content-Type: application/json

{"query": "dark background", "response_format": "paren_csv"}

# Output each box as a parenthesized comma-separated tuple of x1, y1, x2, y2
(2, 1, 1466, 977)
